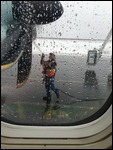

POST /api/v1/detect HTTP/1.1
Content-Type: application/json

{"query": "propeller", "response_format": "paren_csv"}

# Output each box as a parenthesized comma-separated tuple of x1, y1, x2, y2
(12, 1, 64, 25)
(1, 1, 64, 87)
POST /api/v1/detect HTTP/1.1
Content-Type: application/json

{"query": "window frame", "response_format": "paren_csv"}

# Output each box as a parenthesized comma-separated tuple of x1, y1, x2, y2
(1, 103, 112, 138)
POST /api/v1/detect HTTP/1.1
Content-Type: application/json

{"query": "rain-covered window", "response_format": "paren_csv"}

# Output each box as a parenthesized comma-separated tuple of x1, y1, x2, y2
(1, 1, 112, 125)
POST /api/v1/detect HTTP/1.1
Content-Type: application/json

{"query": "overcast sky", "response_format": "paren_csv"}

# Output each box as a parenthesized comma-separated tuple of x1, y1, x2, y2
(1, 1, 112, 41)
(36, 1, 112, 40)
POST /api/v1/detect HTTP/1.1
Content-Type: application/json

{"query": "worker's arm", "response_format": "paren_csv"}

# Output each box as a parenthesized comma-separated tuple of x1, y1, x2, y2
(40, 53, 45, 65)
(40, 53, 50, 67)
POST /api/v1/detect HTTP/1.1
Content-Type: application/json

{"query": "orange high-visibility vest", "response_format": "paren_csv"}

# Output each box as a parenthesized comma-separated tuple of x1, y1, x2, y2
(46, 69, 56, 77)
(42, 60, 57, 77)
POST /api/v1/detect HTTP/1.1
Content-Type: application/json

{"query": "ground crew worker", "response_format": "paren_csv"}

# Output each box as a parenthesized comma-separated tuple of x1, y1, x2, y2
(40, 53, 59, 105)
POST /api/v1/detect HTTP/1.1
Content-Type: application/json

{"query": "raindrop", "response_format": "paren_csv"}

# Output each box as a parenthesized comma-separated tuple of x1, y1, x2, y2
(11, 74, 13, 78)
(11, 24, 14, 28)
(30, 81, 32, 84)
(58, 32, 62, 36)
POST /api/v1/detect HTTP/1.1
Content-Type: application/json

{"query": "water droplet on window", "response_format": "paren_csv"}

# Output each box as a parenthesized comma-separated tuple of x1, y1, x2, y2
(58, 32, 62, 36)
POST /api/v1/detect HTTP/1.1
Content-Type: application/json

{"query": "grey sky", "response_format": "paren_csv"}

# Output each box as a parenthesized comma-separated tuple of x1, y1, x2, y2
(36, 1, 112, 40)
(1, 1, 112, 41)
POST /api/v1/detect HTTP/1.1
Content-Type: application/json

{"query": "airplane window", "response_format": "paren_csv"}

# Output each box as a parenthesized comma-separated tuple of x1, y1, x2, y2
(1, 1, 112, 126)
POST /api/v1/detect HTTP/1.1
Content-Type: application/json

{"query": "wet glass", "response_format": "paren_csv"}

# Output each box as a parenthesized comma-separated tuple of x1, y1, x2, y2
(1, 1, 112, 125)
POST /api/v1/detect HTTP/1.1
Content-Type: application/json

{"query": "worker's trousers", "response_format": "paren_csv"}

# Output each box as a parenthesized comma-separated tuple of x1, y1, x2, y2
(45, 75, 59, 103)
